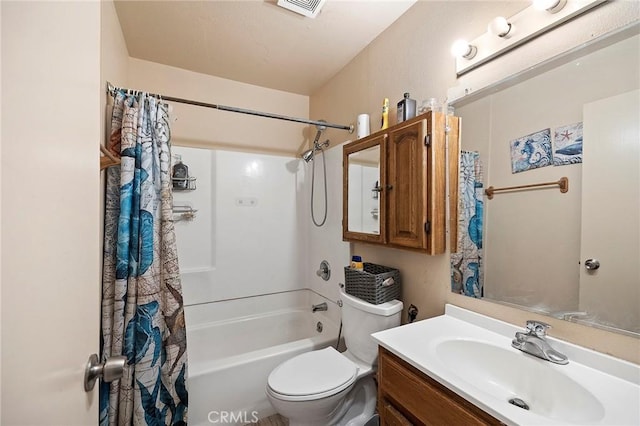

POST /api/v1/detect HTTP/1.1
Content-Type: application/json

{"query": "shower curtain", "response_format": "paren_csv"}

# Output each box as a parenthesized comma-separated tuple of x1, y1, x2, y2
(101, 91, 188, 425)
(451, 151, 484, 298)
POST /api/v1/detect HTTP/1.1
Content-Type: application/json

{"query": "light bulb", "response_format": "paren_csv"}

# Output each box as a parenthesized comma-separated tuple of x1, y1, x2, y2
(533, 0, 566, 13)
(488, 16, 512, 38)
(451, 39, 477, 59)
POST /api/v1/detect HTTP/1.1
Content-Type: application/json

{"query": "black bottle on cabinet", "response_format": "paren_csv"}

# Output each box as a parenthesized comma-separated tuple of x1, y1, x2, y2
(397, 92, 417, 123)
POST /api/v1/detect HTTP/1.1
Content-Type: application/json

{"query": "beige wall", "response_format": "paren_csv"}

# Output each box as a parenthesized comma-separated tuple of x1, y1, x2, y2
(101, 0, 129, 138)
(311, 1, 640, 363)
(1, 1, 101, 422)
(127, 58, 310, 156)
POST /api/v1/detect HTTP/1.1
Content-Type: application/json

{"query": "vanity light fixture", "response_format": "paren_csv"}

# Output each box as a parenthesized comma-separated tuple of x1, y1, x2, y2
(451, 39, 477, 59)
(488, 16, 512, 38)
(533, 0, 567, 13)
(453, 0, 604, 76)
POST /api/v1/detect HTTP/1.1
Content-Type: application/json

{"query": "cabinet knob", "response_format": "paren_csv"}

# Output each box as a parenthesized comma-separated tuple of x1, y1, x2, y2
(386, 184, 394, 190)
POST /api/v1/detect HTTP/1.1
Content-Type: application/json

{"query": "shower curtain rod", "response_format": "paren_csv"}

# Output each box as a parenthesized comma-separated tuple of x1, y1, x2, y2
(106, 82, 354, 133)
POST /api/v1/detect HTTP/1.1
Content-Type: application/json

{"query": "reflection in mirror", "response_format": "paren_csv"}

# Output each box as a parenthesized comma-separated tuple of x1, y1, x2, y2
(451, 28, 640, 336)
(347, 145, 381, 234)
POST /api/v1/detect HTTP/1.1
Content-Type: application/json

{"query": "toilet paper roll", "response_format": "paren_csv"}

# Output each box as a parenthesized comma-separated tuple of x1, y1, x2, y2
(357, 114, 370, 139)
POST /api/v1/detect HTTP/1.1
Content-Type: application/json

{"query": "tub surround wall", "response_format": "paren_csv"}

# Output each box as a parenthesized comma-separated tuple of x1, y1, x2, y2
(172, 141, 350, 307)
(310, 1, 640, 363)
(304, 144, 351, 304)
(173, 147, 308, 305)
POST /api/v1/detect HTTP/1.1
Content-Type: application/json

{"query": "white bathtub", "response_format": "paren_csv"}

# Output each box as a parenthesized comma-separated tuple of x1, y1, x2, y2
(186, 289, 340, 426)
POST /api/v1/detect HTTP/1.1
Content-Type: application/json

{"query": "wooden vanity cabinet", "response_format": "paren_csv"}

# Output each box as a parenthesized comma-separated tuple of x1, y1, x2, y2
(377, 347, 503, 426)
(342, 112, 459, 254)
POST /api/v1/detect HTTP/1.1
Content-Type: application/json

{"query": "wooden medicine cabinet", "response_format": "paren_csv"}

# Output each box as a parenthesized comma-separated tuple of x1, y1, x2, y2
(343, 111, 460, 254)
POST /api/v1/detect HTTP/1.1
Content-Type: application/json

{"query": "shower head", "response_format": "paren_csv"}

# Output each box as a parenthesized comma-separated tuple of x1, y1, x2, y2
(301, 123, 330, 163)
(301, 139, 330, 163)
(302, 148, 315, 163)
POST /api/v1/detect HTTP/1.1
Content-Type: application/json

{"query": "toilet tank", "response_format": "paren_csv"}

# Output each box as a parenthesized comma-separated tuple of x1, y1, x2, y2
(340, 289, 403, 366)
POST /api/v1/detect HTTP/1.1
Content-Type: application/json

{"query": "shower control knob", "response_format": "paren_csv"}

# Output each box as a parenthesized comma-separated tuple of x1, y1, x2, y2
(584, 259, 600, 271)
(316, 260, 331, 281)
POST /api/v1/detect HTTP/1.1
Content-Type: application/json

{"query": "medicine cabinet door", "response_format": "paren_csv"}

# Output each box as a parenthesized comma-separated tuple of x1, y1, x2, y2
(387, 118, 429, 250)
(343, 134, 387, 244)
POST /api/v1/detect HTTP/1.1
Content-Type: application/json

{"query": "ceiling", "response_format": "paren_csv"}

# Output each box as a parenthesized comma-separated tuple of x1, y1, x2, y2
(114, 0, 417, 96)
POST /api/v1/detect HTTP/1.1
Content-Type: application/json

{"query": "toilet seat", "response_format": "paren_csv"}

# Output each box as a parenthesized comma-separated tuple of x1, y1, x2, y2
(267, 347, 358, 402)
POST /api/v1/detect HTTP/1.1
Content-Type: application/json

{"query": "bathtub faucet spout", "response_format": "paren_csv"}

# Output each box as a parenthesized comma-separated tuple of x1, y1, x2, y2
(312, 302, 328, 312)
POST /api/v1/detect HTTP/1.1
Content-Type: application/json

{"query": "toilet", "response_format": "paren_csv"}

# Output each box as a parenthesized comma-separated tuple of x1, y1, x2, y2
(266, 289, 403, 426)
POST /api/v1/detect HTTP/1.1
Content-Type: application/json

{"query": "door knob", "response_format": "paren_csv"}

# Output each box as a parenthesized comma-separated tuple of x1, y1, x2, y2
(84, 353, 126, 392)
(584, 259, 600, 271)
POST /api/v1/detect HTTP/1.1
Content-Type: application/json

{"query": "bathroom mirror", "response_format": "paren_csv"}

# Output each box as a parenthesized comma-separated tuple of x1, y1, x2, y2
(451, 27, 640, 336)
(343, 135, 386, 244)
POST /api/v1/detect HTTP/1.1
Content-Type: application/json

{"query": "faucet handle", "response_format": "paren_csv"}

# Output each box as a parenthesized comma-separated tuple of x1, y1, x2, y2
(526, 320, 551, 337)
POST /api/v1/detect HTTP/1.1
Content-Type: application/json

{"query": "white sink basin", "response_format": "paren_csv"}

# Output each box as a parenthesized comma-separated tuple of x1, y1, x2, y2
(372, 304, 640, 426)
(435, 339, 604, 424)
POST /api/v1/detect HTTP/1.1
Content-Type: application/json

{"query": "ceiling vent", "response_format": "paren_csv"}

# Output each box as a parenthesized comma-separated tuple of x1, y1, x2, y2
(277, 0, 327, 18)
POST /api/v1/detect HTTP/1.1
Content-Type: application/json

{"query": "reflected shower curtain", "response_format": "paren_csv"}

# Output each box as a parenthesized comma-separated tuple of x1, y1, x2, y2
(101, 91, 188, 425)
(451, 151, 484, 298)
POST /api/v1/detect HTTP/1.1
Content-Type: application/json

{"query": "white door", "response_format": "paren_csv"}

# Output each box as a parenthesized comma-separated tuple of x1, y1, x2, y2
(580, 90, 640, 332)
(2, 1, 101, 423)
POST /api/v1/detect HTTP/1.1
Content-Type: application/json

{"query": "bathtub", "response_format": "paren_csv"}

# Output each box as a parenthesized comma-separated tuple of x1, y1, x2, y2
(186, 289, 340, 426)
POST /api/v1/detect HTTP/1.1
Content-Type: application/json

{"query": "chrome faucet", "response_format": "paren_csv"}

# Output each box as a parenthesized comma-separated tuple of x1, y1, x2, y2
(312, 302, 328, 312)
(512, 320, 569, 365)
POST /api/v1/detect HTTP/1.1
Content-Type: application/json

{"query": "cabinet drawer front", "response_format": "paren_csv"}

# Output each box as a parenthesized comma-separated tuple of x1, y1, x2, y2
(381, 400, 414, 426)
(379, 349, 501, 425)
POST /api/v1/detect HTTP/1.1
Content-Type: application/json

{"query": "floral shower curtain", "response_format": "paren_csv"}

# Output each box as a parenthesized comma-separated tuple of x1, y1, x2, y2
(451, 151, 484, 298)
(101, 91, 188, 425)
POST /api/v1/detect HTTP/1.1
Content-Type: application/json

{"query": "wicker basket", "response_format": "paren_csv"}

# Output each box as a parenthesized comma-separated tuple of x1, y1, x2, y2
(344, 263, 401, 304)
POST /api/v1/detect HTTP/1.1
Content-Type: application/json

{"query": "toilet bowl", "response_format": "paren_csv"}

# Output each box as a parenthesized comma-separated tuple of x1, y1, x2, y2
(266, 290, 403, 425)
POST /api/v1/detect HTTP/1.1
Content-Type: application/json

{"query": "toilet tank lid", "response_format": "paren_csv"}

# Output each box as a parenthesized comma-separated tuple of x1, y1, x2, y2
(340, 289, 403, 316)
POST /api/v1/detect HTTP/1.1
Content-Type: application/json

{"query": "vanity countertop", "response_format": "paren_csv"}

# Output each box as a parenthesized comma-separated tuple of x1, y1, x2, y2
(371, 304, 640, 426)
